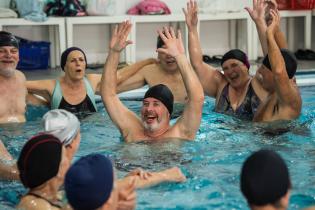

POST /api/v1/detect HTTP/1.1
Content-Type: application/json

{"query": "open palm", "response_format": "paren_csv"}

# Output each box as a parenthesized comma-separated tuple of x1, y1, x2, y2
(110, 21, 133, 52)
(183, 0, 198, 30)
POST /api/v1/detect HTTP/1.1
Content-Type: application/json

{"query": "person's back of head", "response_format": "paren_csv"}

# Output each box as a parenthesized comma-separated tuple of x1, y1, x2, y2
(65, 153, 115, 210)
(240, 149, 291, 209)
(262, 49, 297, 79)
(17, 134, 63, 189)
(42, 109, 80, 146)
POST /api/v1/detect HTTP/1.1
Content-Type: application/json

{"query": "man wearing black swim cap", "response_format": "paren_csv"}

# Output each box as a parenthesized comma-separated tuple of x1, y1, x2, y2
(0, 31, 27, 123)
(101, 21, 204, 142)
(245, 0, 301, 122)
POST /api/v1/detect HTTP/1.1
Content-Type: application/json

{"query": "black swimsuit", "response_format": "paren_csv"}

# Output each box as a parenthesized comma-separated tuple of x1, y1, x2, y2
(59, 95, 96, 119)
(215, 82, 261, 120)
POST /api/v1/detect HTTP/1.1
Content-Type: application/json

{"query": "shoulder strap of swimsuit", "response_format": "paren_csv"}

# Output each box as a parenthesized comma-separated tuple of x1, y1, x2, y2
(26, 192, 62, 209)
(83, 77, 98, 111)
(51, 80, 63, 110)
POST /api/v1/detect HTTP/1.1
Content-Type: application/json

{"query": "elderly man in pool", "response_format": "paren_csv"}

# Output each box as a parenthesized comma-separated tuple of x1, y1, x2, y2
(0, 31, 27, 123)
(101, 21, 204, 142)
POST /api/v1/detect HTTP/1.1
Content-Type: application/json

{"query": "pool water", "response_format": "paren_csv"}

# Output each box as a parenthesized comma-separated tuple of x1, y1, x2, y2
(0, 86, 315, 210)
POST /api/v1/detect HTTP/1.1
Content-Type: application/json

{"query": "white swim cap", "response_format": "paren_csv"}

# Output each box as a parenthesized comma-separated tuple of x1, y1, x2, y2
(42, 109, 80, 146)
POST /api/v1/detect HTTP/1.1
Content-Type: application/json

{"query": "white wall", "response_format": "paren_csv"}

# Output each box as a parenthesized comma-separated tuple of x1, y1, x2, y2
(0, 0, 10, 8)
(1, 0, 312, 65)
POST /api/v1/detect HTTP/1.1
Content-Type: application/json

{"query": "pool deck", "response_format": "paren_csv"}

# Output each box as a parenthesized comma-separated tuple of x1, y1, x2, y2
(23, 60, 315, 98)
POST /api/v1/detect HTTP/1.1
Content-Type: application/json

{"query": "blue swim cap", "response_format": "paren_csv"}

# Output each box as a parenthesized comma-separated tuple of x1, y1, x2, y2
(65, 154, 114, 210)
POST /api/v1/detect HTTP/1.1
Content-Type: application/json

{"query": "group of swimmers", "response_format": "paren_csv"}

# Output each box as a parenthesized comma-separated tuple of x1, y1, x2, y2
(0, 0, 311, 209)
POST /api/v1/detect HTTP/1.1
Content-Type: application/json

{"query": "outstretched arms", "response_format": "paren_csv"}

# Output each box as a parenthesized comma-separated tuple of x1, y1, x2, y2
(101, 21, 143, 141)
(157, 27, 204, 140)
(183, 0, 223, 98)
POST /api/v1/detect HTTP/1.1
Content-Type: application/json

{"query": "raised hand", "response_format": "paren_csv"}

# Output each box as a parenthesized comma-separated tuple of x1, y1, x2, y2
(110, 20, 133, 53)
(156, 27, 185, 58)
(117, 178, 136, 210)
(245, 0, 267, 25)
(265, 0, 279, 25)
(183, 0, 198, 30)
(267, 9, 280, 35)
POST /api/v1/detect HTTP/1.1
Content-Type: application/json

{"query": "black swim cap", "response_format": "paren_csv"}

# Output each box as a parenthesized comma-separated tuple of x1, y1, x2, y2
(17, 134, 62, 189)
(241, 149, 291, 206)
(262, 49, 297, 79)
(60, 47, 87, 71)
(144, 84, 174, 115)
(221, 49, 250, 69)
(0, 31, 19, 48)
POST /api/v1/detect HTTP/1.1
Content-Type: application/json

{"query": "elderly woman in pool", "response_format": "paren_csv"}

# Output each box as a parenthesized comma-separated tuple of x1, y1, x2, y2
(26, 47, 155, 116)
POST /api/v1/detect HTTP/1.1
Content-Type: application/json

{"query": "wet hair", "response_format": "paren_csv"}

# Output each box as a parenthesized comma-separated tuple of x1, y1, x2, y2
(241, 149, 291, 207)
(0, 31, 19, 48)
(60, 47, 87, 71)
(144, 84, 174, 115)
(262, 49, 297, 79)
(221, 49, 250, 69)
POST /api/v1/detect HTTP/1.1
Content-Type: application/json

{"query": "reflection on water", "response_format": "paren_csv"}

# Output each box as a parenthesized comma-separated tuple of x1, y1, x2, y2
(0, 87, 315, 209)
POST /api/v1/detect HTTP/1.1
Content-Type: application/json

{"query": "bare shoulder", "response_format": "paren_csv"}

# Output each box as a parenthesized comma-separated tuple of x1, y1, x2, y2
(15, 70, 26, 81)
(17, 196, 52, 210)
(140, 63, 160, 74)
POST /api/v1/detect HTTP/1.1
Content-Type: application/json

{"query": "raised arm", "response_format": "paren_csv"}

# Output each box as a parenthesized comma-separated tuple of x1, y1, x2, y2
(246, 0, 269, 55)
(101, 21, 143, 140)
(157, 27, 204, 140)
(266, 10, 300, 108)
(183, 0, 223, 97)
(246, 0, 287, 56)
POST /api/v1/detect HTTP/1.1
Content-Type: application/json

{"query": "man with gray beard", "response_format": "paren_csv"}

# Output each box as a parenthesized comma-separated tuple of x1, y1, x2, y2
(0, 31, 26, 123)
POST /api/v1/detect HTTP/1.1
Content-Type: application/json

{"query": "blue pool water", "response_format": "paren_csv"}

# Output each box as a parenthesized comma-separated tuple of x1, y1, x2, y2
(0, 86, 315, 210)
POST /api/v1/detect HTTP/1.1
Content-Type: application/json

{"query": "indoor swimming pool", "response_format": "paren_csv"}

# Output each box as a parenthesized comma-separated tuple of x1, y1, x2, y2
(0, 81, 314, 210)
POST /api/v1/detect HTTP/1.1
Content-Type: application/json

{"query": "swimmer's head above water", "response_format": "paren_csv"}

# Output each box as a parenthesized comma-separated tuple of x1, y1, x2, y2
(42, 109, 80, 146)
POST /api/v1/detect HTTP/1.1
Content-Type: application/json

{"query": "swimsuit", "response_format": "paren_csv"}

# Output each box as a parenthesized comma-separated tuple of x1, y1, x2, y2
(26, 192, 63, 209)
(215, 82, 261, 120)
(51, 77, 97, 115)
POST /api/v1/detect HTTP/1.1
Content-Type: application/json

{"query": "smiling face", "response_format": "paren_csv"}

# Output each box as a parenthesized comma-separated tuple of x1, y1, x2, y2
(221, 59, 250, 89)
(157, 45, 178, 72)
(0, 46, 19, 77)
(64, 50, 86, 81)
(141, 97, 170, 133)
